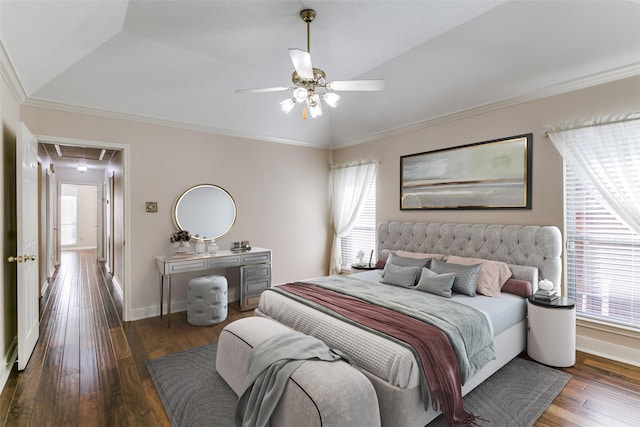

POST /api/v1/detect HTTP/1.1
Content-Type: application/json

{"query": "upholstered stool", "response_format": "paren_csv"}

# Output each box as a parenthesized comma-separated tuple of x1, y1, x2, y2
(187, 275, 227, 326)
(216, 316, 381, 427)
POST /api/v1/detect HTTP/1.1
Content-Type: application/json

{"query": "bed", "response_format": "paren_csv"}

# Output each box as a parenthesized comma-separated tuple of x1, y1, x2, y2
(256, 222, 562, 426)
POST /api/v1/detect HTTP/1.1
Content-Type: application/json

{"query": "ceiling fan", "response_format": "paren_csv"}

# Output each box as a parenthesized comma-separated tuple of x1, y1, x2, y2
(235, 9, 385, 119)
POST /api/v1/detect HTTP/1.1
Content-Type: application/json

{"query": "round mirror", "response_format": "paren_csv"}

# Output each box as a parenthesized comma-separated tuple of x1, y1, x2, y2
(173, 184, 237, 240)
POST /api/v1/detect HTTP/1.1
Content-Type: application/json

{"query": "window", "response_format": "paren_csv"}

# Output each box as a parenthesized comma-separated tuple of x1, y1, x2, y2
(60, 185, 78, 246)
(566, 166, 640, 329)
(340, 175, 376, 269)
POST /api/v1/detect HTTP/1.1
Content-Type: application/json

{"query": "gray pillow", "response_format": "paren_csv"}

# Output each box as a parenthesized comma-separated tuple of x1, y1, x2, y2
(414, 268, 456, 298)
(387, 251, 431, 268)
(430, 259, 482, 296)
(380, 264, 422, 288)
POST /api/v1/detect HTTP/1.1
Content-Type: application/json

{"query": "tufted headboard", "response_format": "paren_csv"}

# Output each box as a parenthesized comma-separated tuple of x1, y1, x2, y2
(377, 222, 562, 292)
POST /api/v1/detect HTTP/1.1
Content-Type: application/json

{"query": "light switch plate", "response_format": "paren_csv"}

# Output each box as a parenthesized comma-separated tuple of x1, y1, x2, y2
(145, 202, 158, 213)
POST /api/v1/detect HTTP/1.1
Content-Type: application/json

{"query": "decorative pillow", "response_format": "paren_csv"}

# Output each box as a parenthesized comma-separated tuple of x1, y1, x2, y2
(382, 252, 431, 279)
(414, 268, 456, 298)
(430, 259, 482, 296)
(386, 251, 431, 268)
(395, 250, 446, 261)
(508, 264, 538, 287)
(446, 255, 512, 298)
(501, 278, 533, 298)
(380, 264, 422, 288)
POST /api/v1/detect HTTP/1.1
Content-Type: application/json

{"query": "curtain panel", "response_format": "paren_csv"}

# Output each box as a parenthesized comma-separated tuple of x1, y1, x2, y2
(329, 161, 378, 275)
(546, 113, 640, 235)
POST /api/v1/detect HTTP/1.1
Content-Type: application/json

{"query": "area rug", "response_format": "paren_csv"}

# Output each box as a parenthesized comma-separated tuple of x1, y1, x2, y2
(147, 343, 570, 427)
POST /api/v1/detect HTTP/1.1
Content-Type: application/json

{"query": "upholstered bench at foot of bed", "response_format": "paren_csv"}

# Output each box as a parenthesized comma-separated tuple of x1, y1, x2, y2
(216, 316, 381, 427)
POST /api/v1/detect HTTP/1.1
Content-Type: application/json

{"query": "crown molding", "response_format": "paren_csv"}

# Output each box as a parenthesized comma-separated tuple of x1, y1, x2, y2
(332, 63, 640, 149)
(0, 40, 27, 103)
(9, 52, 640, 152)
(21, 97, 330, 149)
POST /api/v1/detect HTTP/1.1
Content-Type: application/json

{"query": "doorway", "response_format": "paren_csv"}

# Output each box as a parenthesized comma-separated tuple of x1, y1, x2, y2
(38, 137, 130, 321)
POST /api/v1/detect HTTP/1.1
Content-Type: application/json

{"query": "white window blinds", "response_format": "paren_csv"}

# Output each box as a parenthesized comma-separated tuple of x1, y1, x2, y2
(340, 178, 376, 269)
(566, 167, 640, 328)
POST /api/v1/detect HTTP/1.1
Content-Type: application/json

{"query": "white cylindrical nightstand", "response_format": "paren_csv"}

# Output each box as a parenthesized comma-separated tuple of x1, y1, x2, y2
(527, 296, 576, 367)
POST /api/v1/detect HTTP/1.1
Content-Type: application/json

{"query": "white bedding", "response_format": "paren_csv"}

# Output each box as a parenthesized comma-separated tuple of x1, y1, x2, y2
(256, 271, 527, 390)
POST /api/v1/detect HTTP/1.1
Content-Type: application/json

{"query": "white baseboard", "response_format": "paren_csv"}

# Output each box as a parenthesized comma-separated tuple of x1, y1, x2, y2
(577, 335, 640, 368)
(128, 300, 189, 322)
(112, 275, 123, 300)
(576, 319, 640, 368)
(40, 279, 49, 297)
(0, 336, 17, 393)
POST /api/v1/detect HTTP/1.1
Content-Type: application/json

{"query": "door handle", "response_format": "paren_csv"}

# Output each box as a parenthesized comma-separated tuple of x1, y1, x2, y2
(26, 255, 37, 261)
(8, 255, 23, 263)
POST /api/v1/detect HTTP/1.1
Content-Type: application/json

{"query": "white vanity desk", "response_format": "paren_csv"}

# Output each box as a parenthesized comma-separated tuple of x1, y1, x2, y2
(155, 247, 271, 327)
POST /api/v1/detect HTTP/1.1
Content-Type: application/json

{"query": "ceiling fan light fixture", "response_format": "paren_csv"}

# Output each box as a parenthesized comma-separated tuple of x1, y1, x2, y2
(235, 8, 384, 120)
(322, 92, 340, 108)
(293, 87, 308, 102)
(280, 98, 296, 113)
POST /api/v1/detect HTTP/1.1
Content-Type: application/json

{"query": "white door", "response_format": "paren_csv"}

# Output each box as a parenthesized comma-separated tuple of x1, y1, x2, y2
(16, 122, 39, 371)
(96, 184, 104, 261)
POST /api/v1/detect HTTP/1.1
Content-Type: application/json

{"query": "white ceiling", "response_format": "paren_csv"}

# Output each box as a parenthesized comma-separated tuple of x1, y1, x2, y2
(1, 0, 639, 148)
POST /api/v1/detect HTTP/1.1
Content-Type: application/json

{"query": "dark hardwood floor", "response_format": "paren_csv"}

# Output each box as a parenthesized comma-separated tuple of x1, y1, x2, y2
(0, 249, 638, 426)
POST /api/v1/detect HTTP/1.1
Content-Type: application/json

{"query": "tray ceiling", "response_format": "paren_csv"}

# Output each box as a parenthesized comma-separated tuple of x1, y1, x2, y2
(1, 1, 639, 148)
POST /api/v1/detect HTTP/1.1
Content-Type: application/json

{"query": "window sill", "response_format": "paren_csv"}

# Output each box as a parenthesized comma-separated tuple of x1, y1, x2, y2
(576, 316, 640, 340)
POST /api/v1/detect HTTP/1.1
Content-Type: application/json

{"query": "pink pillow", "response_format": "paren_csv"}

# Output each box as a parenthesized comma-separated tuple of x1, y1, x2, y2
(502, 278, 533, 298)
(395, 250, 446, 260)
(446, 255, 512, 298)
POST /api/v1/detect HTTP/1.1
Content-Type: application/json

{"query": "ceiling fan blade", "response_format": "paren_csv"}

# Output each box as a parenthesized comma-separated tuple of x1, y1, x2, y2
(288, 48, 314, 80)
(327, 80, 386, 91)
(235, 86, 290, 94)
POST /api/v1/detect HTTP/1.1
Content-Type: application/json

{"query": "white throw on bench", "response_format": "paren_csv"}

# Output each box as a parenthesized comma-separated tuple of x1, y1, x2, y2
(216, 317, 381, 427)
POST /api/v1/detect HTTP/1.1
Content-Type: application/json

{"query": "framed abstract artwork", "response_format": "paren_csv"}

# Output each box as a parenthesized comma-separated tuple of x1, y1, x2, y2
(400, 133, 532, 210)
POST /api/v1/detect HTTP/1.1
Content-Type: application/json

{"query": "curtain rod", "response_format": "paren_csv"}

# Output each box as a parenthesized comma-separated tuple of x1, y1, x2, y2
(330, 160, 379, 170)
(544, 112, 640, 137)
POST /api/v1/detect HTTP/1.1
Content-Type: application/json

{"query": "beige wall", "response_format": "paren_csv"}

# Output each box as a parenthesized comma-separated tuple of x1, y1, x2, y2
(334, 75, 640, 231)
(20, 106, 332, 319)
(333, 75, 640, 366)
(1, 66, 20, 389)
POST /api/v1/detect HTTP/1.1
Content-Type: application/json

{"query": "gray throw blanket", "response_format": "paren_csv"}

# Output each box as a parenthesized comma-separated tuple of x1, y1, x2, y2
(235, 331, 345, 427)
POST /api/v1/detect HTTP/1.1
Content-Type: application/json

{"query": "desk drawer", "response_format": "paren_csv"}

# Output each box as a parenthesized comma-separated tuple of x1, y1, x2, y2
(168, 259, 208, 273)
(241, 294, 263, 311)
(243, 278, 270, 295)
(242, 252, 271, 265)
(209, 256, 241, 269)
(242, 264, 271, 281)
